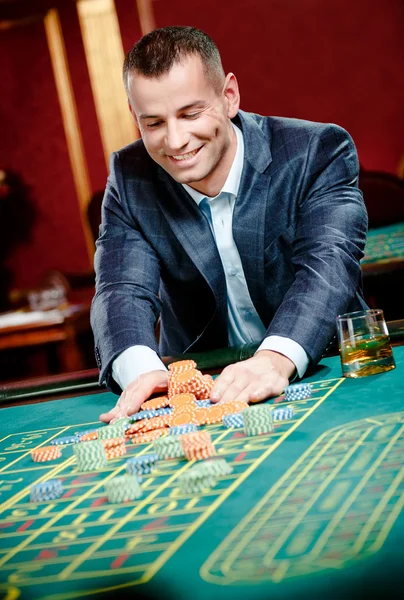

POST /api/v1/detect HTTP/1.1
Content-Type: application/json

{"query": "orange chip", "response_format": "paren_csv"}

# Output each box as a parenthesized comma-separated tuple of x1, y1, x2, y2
(169, 393, 196, 408)
(140, 395, 170, 410)
(80, 431, 98, 442)
(141, 416, 170, 432)
(101, 437, 125, 449)
(125, 421, 147, 435)
(31, 446, 62, 462)
(130, 429, 166, 444)
(220, 400, 249, 415)
(168, 359, 197, 372)
(170, 410, 198, 426)
(194, 408, 208, 425)
(204, 405, 226, 424)
(105, 444, 127, 459)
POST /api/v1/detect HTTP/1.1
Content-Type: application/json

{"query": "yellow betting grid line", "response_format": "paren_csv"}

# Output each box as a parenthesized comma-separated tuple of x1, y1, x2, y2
(311, 423, 404, 557)
(58, 428, 230, 579)
(0, 428, 73, 475)
(216, 415, 367, 574)
(201, 411, 404, 584)
(0, 443, 154, 568)
(141, 379, 346, 585)
(0, 380, 340, 596)
(0, 423, 99, 441)
(17, 383, 339, 600)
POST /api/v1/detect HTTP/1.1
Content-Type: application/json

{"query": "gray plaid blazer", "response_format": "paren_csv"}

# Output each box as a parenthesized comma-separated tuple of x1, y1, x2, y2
(91, 110, 368, 390)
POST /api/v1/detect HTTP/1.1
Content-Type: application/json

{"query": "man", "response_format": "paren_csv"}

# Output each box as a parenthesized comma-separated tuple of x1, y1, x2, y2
(91, 26, 368, 423)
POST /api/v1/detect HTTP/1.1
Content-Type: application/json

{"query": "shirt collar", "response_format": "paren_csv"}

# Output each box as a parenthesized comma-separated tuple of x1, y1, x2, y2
(182, 123, 244, 206)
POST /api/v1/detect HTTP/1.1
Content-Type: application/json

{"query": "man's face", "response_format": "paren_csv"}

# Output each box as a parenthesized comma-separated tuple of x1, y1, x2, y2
(127, 55, 240, 195)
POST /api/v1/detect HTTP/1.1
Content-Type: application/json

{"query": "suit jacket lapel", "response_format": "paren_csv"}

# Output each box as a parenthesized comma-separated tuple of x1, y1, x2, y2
(232, 111, 273, 323)
(155, 169, 227, 315)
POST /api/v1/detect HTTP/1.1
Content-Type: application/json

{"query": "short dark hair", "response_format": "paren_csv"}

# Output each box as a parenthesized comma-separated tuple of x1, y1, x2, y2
(123, 26, 225, 95)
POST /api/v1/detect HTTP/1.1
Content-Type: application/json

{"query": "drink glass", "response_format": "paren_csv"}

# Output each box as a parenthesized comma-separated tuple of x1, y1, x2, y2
(336, 309, 395, 378)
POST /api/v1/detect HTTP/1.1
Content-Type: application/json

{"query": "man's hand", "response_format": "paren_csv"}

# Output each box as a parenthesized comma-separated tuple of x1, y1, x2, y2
(210, 350, 295, 405)
(99, 370, 169, 424)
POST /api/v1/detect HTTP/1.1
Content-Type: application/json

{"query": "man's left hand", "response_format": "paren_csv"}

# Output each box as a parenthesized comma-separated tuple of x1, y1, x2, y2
(210, 350, 295, 405)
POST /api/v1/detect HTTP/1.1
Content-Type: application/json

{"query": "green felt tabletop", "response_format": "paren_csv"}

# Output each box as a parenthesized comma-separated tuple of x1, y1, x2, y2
(1, 348, 404, 600)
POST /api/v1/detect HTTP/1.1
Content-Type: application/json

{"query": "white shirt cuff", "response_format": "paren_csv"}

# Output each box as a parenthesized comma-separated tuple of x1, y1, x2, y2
(256, 335, 309, 379)
(112, 345, 167, 390)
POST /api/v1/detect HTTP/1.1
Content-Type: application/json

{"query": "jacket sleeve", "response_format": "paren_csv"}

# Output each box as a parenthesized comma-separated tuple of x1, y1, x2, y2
(90, 152, 161, 391)
(267, 123, 368, 365)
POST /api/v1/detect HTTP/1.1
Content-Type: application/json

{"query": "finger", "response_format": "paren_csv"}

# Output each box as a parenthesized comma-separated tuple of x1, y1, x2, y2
(99, 390, 128, 423)
(99, 404, 121, 423)
(218, 375, 252, 405)
(210, 367, 236, 402)
(248, 378, 287, 403)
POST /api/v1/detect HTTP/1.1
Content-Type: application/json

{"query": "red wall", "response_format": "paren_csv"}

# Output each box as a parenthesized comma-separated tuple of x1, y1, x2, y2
(0, 0, 403, 294)
(143, 0, 404, 174)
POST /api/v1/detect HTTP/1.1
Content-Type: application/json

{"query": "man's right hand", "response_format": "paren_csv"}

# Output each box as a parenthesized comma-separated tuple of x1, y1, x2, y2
(99, 370, 169, 424)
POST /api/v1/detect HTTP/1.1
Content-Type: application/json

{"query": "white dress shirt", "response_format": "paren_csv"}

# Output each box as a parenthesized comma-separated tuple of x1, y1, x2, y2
(112, 124, 309, 389)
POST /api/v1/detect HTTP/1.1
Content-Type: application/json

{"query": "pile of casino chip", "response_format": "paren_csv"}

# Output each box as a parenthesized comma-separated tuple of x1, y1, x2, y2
(29, 360, 309, 504)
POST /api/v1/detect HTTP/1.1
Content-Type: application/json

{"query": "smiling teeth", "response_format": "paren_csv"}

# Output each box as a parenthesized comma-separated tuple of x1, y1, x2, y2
(172, 149, 199, 161)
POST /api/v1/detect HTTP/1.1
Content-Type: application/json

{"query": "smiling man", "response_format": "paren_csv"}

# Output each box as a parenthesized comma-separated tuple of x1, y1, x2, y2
(91, 26, 368, 423)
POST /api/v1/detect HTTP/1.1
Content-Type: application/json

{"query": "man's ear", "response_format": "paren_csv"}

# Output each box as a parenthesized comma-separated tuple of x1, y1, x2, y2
(222, 73, 240, 119)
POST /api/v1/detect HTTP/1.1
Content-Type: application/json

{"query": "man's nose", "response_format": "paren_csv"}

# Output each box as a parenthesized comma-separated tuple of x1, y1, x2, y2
(165, 121, 189, 151)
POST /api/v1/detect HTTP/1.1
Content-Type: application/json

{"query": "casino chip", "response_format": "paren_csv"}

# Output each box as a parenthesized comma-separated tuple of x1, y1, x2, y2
(243, 405, 273, 436)
(284, 382, 312, 402)
(31, 446, 62, 462)
(30, 479, 63, 502)
(73, 440, 107, 471)
(50, 435, 81, 445)
(105, 475, 142, 503)
(126, 454, 159, 475)
(222, 413, 245, 429)
(272, 406, 294, 421)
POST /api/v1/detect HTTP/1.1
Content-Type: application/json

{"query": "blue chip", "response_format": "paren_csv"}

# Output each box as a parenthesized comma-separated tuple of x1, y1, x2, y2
(30, 479, 63, 502)
(51, 435, 81, 445)
(169, 424, 197, 435)
(222, 413, 245, 429)
(195, 400, 212, 407)
(126, 454, 158, 475)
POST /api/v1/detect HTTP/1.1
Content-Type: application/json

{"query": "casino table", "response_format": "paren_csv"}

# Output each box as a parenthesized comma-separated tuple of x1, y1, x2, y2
(362, 222, 404, 274)
(1, 346, 404, 600)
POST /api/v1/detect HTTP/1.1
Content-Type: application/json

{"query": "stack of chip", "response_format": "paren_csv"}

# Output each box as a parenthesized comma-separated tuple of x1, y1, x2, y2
(50, 435, 81, 446)
(154, 434, 185, 459)
(243, 405, 274, 436)
(169, 368, 213, 400)
(104, 475, 142, 503)
(181, 431, 216, 461)
(272, 405, 294, 421)
(30, 479, 64, 502)
(222, 412, 245, 429)
(126, 454, 159, 475)
(97, 422, 126, 440)
(140, 395, 170, 410)
(284, 383, 312, 402)
(113, 417, 132, 430)
(80, 431, 98, 442)
(178, 467, 218, 494)
(194, 458, 233, 477)
(101, 437, 127, 460)
(73, 440, 107, 471)
(31, 446, 62, 462)
(169, 423, 197, 435)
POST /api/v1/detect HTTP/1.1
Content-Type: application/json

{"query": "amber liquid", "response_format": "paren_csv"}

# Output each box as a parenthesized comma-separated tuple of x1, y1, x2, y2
(340, 334, 395, 378)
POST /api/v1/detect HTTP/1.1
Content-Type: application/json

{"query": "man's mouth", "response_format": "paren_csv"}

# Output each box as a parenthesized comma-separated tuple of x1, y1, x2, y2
(169, 147, 201, 161)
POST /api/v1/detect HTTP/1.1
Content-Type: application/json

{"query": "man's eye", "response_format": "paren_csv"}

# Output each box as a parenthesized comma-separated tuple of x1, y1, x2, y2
(147, 122, 162, 129)
(183, 113, 200, 119)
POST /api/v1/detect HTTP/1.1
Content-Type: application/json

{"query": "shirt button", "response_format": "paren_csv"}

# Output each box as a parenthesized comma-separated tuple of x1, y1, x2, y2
(229, 267, 238, 276)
